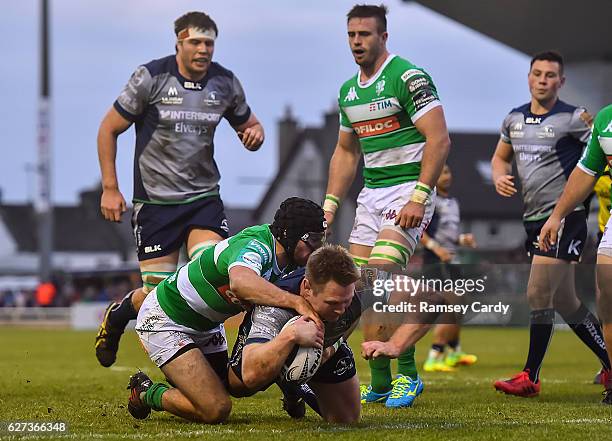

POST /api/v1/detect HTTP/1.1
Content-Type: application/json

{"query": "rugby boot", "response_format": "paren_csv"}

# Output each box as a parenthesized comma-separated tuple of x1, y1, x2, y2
(445, 350, 478, 367)
(127, 371, 153, 419)
(360, 384, 391, 404)
(385, 375, 424, 408)
(602, 373, 612, 405)
(593, 367, 610, 385)
(423, 357, 455, 372)
(95, 302, 124, 367)
(494, 369, 540, 397)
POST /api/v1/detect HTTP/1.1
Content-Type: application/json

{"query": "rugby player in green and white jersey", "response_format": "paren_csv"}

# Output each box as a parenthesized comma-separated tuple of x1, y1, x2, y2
(322, 5, 450, 408)
(539, 104, 612, 404)
(126, 198, 327, 423)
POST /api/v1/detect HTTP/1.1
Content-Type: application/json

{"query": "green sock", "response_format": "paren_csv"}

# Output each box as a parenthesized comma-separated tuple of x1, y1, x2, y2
(398, 346, 418, 379)
(143, 382, 169, 411)
(369, 357, 392, 393)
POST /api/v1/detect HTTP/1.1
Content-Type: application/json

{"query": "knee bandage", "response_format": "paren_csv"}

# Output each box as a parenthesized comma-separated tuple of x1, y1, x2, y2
(188, 240, 220, 261)
(351, 255, 369, 267)
(140, 263, 177, 294)
(369, 239, 411, 266)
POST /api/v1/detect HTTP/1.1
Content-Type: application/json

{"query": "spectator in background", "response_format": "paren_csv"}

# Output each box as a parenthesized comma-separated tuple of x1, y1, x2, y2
(36, 282, 56, 307)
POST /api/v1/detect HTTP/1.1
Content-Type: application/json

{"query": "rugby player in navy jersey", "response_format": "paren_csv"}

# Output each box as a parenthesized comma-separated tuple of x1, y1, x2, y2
(491, 51, 610, 396)
(227, 245, 439, 421)
(95, 11, 264, 368)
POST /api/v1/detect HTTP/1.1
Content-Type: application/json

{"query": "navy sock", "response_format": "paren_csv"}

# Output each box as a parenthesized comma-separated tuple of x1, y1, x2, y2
(108, 290, 137, 330)
(431, 344, 445, 353)
(562, 303, 610, 370)
(447, 339, 459, 350)
(523, 308, 555, 382)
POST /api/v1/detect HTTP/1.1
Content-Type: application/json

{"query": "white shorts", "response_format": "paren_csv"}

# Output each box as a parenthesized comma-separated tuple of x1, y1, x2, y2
(598, 218, 612, 258)
(135, 289, 228, 368)
(349, 181, 436, 253)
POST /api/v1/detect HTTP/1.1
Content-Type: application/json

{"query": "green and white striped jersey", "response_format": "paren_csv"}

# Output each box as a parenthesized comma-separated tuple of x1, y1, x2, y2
(578, 104, 612, 177)
(338, 54, 441, 188)
(156, 224, 284, 331)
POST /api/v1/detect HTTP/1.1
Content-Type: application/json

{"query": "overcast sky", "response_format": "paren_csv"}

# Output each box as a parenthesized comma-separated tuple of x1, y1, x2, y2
(0, 0, 530, 207)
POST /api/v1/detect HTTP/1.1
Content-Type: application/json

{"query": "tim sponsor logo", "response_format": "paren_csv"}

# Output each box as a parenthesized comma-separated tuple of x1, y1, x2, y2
(368, 99, 393, 112)
(353, 116, 399, 137)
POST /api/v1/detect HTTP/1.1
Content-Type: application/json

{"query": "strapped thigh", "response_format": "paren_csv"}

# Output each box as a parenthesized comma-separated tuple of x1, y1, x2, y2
(140, 262, 177, 294)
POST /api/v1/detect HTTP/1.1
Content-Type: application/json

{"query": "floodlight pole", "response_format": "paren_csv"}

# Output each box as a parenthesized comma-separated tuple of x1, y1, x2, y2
(37, 0, 53, 283)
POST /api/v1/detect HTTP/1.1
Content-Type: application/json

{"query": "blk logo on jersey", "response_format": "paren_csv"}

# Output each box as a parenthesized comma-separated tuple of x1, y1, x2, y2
(604, 120, 612, 133)
(353, 116, 399, 138)
(184, 81, 202, 90)
(525, 116, 542, 124)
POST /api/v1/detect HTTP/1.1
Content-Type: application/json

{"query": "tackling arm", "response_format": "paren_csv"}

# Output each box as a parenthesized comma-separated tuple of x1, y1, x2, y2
(229, 266, 321, 326)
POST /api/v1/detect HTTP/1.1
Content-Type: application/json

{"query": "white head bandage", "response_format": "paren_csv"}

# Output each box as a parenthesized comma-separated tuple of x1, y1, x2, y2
(177, 27, 217, 42)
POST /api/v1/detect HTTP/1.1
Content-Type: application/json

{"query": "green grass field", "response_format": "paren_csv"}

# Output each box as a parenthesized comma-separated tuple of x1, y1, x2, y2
(1, 326, 611, 441)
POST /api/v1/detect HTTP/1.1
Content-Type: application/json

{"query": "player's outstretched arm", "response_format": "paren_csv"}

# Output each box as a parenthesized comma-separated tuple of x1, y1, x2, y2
(235, 113, 264, 151)
(97, 107, 132, 222)
(539, 167, 596, 251)
(491, 139, 517, 197)
(229, 266, 322, 327)
(241, 317, 323, 390)
(361, 323, 432, 360)
(323, 130, 361, 224)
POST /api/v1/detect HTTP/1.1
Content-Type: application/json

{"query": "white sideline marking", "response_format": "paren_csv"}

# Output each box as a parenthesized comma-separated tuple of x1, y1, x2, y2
(109, 366, 151, 373)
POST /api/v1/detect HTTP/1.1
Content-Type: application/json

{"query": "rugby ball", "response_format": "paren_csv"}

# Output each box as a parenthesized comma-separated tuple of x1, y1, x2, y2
(279, 316, 323, 384)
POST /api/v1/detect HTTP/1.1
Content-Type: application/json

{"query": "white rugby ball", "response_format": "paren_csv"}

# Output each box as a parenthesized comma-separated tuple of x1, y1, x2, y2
(279, 316, 323, 384)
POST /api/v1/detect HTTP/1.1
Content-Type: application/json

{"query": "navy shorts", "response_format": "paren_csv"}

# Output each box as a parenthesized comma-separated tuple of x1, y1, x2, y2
(310, 342, 356, 384)
(131, 196, 229, 261)
(524, 210, 587, 262)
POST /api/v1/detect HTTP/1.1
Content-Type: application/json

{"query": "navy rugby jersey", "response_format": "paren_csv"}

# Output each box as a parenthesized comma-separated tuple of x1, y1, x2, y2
(114, 55, 251, 204)
(500, 100, 591, 221)
(243, 268, 379, 349)
(426, 195, 460, 260)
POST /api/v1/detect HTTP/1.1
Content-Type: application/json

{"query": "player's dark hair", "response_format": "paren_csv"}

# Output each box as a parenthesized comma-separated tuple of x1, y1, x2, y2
(530, 51, 564, 75)
(306, 245, 360, 289)
(174, 11, 218, 37)
(270, 198, 326, 265)
(347, 4, 388, 34)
